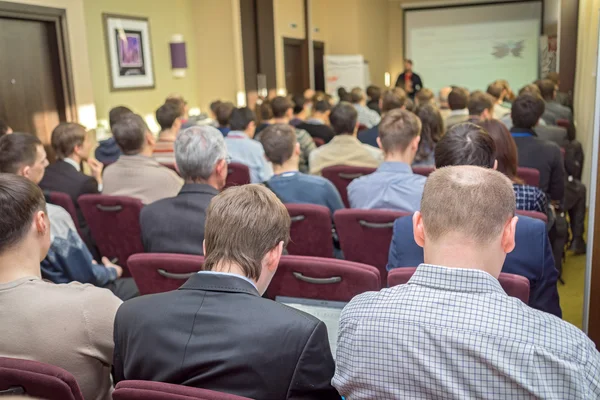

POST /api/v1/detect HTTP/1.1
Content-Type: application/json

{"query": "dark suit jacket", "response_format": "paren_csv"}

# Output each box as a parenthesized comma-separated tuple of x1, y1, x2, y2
(534, 125, 568, 147)
(113, 273, 340, 400)
(140, 183, 218, 255)
(297, 121, 335, 144)
(387, 215, 561, 317)
(357, 124, 379, 148)
(395, 72, 423, 98)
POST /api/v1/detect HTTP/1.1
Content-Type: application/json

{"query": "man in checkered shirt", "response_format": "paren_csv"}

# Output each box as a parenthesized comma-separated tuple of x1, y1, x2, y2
(333, 166, 600, 399)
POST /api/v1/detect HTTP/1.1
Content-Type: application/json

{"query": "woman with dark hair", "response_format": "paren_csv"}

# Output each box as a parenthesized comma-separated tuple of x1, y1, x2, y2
(413, 104, 443, 166)
(478, 119, 548, 214)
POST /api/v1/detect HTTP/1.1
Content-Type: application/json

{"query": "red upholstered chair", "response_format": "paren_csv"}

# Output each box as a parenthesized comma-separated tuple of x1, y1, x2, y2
(334, 209, 410, 286)
(0, 357, 84, 400)
(387, 268, 530, 303)
(78, 195, 144, 277)
(556, 119, 570, 129)
(128, 253, 204, 295)
(267, 255, 380, 302)
(45, 191, 83, 238)
(224, 163, 250, 188)
(516, 210, 548, 223)
(313, 137, 325, 147)
(113, 380, 252, 400)
(412, 166, 434, 177)
(286, 204, 334, 258)
(517, 167, 540, 187)
(357, 124, 368, 132)
(321, 165, 376, 207)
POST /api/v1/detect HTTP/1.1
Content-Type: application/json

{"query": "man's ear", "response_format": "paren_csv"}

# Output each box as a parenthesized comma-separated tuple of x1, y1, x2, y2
(294, 142, 301, 155)
(493, 159, 498, 170)
(146, 132, 156, 146)
(202, 239, 206, 256)
(501, 216, 518, 254)
(264, 241, 284, 272)
(35, 210, 48, 236)
(376, 137, 382, 149)
(413, 211, 425, 248)
(413, 135, 421, 150)
(19, 165, 30, 179)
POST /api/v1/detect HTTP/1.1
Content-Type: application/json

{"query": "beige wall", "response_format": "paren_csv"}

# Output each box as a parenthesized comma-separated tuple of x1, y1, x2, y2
(358, 0, 389, 87)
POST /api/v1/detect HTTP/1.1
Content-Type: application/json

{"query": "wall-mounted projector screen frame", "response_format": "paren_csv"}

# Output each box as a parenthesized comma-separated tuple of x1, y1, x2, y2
(402, 0, 544, 94)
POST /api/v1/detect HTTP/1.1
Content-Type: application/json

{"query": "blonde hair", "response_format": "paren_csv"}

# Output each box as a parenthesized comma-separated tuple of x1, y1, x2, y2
(421, 166, 515, 244)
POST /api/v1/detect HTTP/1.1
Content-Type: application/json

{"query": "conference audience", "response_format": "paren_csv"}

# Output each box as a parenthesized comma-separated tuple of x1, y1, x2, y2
(335, 166, 597, 399)
(95, 106, 133, 164)
(487, 80, 511, 119)
(0, 120, 12, 137)
(153, 102, 183, 164)
(296, 98, 335, 144)
(444, 87, 469, 129)
(413, 103, 443, 166)
(350, 87, 381, 128)
(0, 174, 121, 400)
(103, 114, 183, 204)
(0, 133, 137, 301)
(358, 88, 407, 148)
(478, 119, 548, 214)
(538, 78, 573, 125)
(348, 109, 424, 211)
(394, 59, 423, 99)
(140, 126, 227, 255)
(309, 102, 382, 175)
(366, 85, 382, 115)
(387, 123, 561, 317)
(225, 107, 273, 183)
(290, 94, 308, 126)
(114, 185, 341, 400)
(467, 90, 495, 122)
(215, 101, 235, 136)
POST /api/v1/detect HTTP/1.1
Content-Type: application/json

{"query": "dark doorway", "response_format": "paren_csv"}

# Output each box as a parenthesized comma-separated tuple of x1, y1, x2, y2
(313, 41, 325, 92)
(284, 38, 309, 97)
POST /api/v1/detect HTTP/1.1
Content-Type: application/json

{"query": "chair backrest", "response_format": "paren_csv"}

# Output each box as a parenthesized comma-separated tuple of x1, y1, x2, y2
(321, 165, 376, 207)
(313, 137, 325, 147)
(334, 209, 410, 285)
(128, 253, 205, 295)
(556, 119, 570, 129)
(516, 210, 548, 223)
(225, 162, 251, 188)
(267, 255, 380, 302)
(285, 204, 334, 258)
(387, 268, 530, 303)
(412, 166, 434, 177)
(0, 357, 84, 400)
(78, 194, 144, 276)
(113, 380, 252, 400)
(357, 124, 368, 132)
(46, 191, 83, 238)
(517, 167, 540, 187)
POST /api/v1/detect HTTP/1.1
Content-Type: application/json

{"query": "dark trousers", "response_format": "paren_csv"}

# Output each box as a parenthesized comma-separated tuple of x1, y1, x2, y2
(548, 210, 568, 277)
(565, 179, 586, 240)
(105, 278, 139, 301)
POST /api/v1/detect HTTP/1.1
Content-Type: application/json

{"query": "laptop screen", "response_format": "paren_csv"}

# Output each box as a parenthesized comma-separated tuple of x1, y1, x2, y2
(276, 296, 347, 358)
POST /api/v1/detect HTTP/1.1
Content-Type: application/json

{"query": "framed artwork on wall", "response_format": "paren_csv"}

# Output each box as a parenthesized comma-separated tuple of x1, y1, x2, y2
(103, 13, 155, 91)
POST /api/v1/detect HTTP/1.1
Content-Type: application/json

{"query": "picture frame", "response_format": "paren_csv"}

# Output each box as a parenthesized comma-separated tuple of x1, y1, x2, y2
(103, 13, 155, 91)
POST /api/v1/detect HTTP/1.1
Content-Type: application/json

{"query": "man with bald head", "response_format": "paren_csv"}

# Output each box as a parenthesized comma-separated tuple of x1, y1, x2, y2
(333, 166, 600, 399)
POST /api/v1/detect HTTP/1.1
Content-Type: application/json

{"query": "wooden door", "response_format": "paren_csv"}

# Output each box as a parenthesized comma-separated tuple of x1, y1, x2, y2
(284, 38, 309, 97)
(0, 16, 66, 144)
(313, 41, 325, 92)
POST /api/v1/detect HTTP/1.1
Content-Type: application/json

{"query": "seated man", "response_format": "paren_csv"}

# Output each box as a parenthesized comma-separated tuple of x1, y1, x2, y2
(487, 80, 511, 120)
(444, 87, 469, 129)
(296, 99, 335, 144)
(0, 133, 137, 301)
(358, 88, 407, 148)
(538, 78, 573, 125)
(309, 102, 382, 175)
(335, 166, 599, 399)
(348, 109, 425, 211)
(290, 94, 308, 126)
(103, 113, 183, 204)
(215, 101, 234, 137)
(153, 102, 183, 164)
(350, 87, 381, 128)
(261, 124, 344, 214)
(0, 174, 121, 400)
(114, 185, 341, 400)
(225, 107, 273, 183)
(466, 90, 494, 123)
(95, 106, 133, 164)
(387, 123, 561, 317)
(141, 126, 227, 254)
(366, 85, 381, 115)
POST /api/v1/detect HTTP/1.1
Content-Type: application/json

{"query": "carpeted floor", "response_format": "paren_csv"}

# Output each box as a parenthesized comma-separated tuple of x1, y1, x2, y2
(559, 250, 587, 328)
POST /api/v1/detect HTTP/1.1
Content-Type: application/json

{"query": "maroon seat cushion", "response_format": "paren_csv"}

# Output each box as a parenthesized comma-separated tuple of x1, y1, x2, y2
(517, 167, 540, 187)
(128, 253, 204, 295)
(286, 204, 334, 258)
(114, 380, 252, 400)
(224, 163, 250, 188)
(321, 165, 376, 208)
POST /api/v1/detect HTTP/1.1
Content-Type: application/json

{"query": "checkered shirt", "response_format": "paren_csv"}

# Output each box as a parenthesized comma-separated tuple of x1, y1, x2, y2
(514, 183, 549, 214)
(333, 264, 600, 399)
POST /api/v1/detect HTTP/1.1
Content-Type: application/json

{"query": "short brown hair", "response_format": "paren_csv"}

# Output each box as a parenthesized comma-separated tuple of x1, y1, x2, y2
(165, 95, 187, 116)
(112, 114, 149, 155)
(203, 185, 291, 280)
(379, 109, 421, 153)
(519, 84, 541, 97)
(109, 106, 133, 130)
(0, 133, 42, 173)
(537, 79, 556, 101)
(350, 87, 364, 104)
(415, 88, 435, 105)
(486, 82, 505, 100)
(546, 72, 560, 85)
(271, 96, 293, 118)
(381, 88, 407, 113)
(467, 91, 494, 115)
(421, 166, 515, 244)
(51, 123, 86, 159)
(448, 87, 468, 110)
(156, 102, 182, 131)
(215, 102, 235, 126)
(260, 124, 296, 165)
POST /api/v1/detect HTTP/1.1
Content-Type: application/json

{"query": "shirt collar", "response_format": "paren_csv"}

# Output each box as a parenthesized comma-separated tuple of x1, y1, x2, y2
(408, 264, 505, 296)
(306, 118, 324, 125)
(450, 109, 469, 116)
(196, 270, 257, 290)
(63, 158, 80, 172)
(330, 134, 360, 144)
(227, 131, 249, 139)
(377, 161, 413, 174)
(510, 127, 538, 137)
(179, 183, 220, 196)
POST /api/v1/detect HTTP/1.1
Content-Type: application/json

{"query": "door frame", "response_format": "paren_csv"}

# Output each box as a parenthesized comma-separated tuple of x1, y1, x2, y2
(283, 37, 310, 94)
(0, 1, 77, 123)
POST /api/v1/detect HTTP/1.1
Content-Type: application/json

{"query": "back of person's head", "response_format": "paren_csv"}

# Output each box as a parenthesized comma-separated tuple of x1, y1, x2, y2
(415, 88, 435, 106)
(271, 96, 293, 118)
(51, 122, 87, 159)
(381, 88, 407, 113)
(292, 94, 306, 115)
(156, 102, 182, 131)
(215, 102, 235, 127)
(108, 106, 133, 130)
(415, 104, 443, 163)
(0, 174, 49, 258)
(210, 100, 222, 115)
(537, 79, 557, 101)
(0, 133, 47, 184)
(203, 184, 291, 294)
(404, 97, 416, 113)
(486, 81, 505, 101)
(329, 102, 358, 135)
(313, 99, 332, 115)
(518, 84, 541, 97)
(467, 91, 494, 116)
(257, 100, 273, 123)
(165, 95, 187, 117)
(378, 109, 421, 155)
(435, 123, 496, 169)
(350, 87, 365, 104)
(230, 107, 256, 131)
(477, 119, 521, 183)
(175, 126, 228, 188)
(337, 87, 351, 102)
(112, 114, 150, 155)
(366, 85, 381, 102)
(260, 124, 297, 165)
(448, 87, 468, 110)
(511, 94, 545, 129)
(497, 79, 516, 102)
(0, 120, 12, 137)
(546, 72, 560, 85)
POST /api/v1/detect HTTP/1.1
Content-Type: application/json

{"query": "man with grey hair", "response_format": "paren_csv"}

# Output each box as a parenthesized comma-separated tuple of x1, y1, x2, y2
(334, 166, 600, 399)
(140, 125, 228, 255)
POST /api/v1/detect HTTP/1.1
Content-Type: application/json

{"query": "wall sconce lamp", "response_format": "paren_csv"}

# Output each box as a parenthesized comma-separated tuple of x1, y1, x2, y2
(170, 34, 187, 78)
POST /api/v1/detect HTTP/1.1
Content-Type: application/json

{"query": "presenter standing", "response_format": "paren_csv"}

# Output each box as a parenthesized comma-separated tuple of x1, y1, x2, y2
(395, 59, 423, 99)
